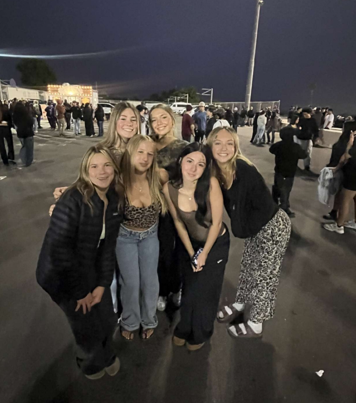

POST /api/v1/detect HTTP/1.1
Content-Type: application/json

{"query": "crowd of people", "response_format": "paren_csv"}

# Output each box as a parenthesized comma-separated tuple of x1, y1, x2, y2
(1, 97, 355, 381)
(34, 101, 293, 380)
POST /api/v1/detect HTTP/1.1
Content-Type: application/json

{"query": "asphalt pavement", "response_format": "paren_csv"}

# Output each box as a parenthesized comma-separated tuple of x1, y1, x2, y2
(0, 120, 355, 403)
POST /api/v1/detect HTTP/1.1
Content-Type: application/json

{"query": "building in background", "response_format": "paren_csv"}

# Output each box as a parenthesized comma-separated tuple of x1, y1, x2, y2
(47, 83, 98, 106)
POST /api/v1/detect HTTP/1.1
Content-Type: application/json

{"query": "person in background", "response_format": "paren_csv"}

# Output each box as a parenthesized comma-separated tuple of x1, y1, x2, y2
(270, 116, 308, 217)
(33, 101, 43, 130)
(324, 131, 356, 234)
(247, 106, 254, 126)
(28, 102, 38, 134)
(136, 105, 148, 136)
(83, 103, 95, 137)
(323, 109, 335, 130)
(313, 107, 323, 129)
(95, 104, 105, 137)
(250, 110, 260, 143)
(71, 102, 82, 135)
(182, 105, 195, 142)
(37, 144, 122, 380)
(56, 100, 66, 136)
(225, 107, 234, 127)
(266, 111, 281, 145)
(232, 107, 239, 130)
(45, 101, 56, 130)
(192, 102, 207, 143)
(239, 107, 247, 127)
(206, 106, 216, 137)
(295, 107, 319, 171)
(13, 102, 34, 167)
(0, 101, 16, 166)
(64, 100, 72, 130)
(212, 109, 230, 130)
(253, 110, 267, 145)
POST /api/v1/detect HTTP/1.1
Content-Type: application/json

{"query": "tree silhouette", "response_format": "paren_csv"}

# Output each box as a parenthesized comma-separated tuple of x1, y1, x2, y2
(16, 59, 57, 87)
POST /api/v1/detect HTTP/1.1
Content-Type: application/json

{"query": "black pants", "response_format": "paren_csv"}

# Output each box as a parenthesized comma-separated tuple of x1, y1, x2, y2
(48, 117, 56, 129)
(37, 116, 42, 128)
(272, 173, 294, 211)
(65, 113, 71, 129)
(58, 288, 117, 376)
(85, 120, 93, 136)
(251, 126, 258, 142)
(195, 130, 205, 143)
(0, 127, 15, 164)
(157, 213, 182, 297)
(174, 229, 230, 345)
(266, 128, 276, 144)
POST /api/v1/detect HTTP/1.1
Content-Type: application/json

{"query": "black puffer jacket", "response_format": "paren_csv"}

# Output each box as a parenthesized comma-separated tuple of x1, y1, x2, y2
(36, 187, 122, 303)
(297, 117, 319, 140)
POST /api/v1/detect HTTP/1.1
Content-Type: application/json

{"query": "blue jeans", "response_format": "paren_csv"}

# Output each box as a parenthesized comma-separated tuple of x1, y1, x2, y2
(114, 223, 159, 331)
(97, 120, 104, 137)
(19, 137, 34, 166)
(73, 118, 81, 135)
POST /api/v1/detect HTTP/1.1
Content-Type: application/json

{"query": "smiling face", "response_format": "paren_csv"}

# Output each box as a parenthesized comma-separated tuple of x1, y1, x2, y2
(211, 130, 236, 164)
(116, 108, 138, 140)
(88, 153, 115, 190)
(150, 108, 174, 138)
(132, 140, 155, 173)
(181, 151, 207, 182)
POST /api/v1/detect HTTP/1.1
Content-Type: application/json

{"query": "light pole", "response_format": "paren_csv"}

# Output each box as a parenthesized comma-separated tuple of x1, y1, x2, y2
(245, 0, 264, 109)
(201, 88, 213, 104)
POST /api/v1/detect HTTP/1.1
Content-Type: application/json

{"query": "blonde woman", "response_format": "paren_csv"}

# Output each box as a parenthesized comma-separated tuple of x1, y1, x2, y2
(115, 135, 166, 340)
(52, 102, 140, 200)
(207, 127, 291, 338)
(149, 104, 188, 310)
(37, 144, 122, 380)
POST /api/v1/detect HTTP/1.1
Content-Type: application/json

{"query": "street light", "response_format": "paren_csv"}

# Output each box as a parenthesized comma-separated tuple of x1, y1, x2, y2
(201, 88, 214, 104)
(245, 0, 264, 109)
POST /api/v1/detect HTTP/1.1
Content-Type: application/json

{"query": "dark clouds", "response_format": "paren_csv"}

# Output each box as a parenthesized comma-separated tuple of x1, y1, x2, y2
(1, 0, 356, 112)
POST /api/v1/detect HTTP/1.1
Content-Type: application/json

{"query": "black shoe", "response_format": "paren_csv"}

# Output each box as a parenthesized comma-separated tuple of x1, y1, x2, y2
(323, 213, 336, 221)
(305, 166, 310, 171)
(285, 209, 296, 218)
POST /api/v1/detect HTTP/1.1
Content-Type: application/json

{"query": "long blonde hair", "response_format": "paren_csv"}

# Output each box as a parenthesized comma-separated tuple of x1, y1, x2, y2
(206, 127, 254, 187)
(148, 104, 176, 142)
(67, 144, 121, 213)
(100, 102, 140, 151)
(120, 135, 167, 213)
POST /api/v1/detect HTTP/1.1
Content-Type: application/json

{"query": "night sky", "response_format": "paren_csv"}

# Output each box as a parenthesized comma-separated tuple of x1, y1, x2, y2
(1, 0, 355, 113)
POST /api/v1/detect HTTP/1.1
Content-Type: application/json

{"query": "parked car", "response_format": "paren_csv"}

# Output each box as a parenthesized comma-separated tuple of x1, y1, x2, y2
(170, 102, 192, 115)
(98, 102, 115, 120)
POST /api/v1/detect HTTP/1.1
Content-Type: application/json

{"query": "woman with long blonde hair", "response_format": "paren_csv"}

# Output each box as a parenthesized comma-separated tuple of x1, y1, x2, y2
(52, 101, 140, 200)
(207, 127, 291, 338)
(113, 135, 166, 340)
(148, 104, 189, 311)
(37, 144, 122, 380)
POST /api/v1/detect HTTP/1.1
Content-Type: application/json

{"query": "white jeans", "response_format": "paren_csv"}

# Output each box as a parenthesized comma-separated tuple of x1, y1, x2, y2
(33, 117, 38, 133)
(255, 126, 265, 143)
(73, 118, 81, 135)
(294, 137, 313, 168)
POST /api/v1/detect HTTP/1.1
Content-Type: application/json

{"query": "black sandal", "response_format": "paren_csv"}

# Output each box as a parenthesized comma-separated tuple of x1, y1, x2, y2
(217, 304, 244, 323)
(227, 323, 263, 339)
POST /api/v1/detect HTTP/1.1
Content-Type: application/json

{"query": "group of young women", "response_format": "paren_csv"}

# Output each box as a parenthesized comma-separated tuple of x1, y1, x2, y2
(36, 102, 291, 380)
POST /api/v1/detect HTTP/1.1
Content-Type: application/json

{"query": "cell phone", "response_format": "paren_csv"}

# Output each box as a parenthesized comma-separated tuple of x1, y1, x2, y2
(191, 248, 204, 269)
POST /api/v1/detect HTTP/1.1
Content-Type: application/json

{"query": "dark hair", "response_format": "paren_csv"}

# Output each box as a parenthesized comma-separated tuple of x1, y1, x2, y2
(290, 113, 299, 125)
(136, 104, 145, 112)
(171, 143, 213, 228)
(186, 105, 193, 112)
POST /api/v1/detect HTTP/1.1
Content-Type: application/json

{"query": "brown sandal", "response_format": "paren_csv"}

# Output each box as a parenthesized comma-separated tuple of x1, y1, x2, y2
(121, 328, 134, 341)
(217, 304, 244, 323)
(141, 328, 154, 340)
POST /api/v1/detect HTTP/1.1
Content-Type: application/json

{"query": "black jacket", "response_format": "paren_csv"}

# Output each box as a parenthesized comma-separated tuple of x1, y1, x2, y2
(13, 108, 34, 138)
(36, 187, 122, 303)
(206, 117, 216, 136)
(71, 106, 82, 120)
(270, 127, 308, 177)
(297, 117, 319, 140)
(82, 107, 93, 121)
(222, 159, 278, 239)
(95, 108, 105, 121)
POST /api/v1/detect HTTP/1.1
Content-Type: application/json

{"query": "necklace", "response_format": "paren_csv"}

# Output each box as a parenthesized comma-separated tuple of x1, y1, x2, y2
(179, 188, 194, 201)
(133, 185, 143, 193)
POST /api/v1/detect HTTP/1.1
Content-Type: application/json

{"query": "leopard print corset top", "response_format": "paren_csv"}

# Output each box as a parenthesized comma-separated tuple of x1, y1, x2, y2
(122, 197, 160, 229)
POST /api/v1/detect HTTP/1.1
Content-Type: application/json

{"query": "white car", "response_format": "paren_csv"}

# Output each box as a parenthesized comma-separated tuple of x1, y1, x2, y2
(98, 102, 115, 120)
(170, 102, 192, 115)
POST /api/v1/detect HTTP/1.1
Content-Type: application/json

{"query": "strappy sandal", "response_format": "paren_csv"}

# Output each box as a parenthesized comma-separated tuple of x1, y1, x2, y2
(141, 328, 154, 340)
(227, 323, 263, 339)
(121, 328, 134, 341)
(217, 304, 244, 323)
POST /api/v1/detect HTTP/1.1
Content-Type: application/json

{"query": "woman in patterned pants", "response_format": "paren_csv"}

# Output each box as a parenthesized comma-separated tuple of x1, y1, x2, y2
(207, 127, 291, 338)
